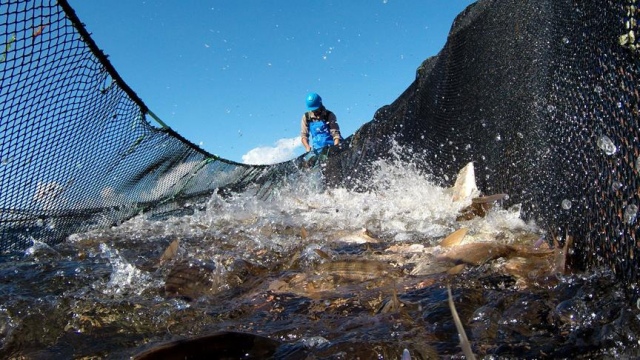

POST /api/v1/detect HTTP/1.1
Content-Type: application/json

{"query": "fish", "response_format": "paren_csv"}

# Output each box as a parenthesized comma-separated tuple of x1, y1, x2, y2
(456, 193, 510, 220)
(440, 228, 468, 247)
(157, 239, 179, 266)
(133, 331, 281, 359)
(376, 287, 402, 314)
(451, 162, 479, 202)
(438, 242, 516, 266)
(332, 228, 380, 244)
(314, 248, 332, 260)
(164, 260, 217, 301)
(436, 225, 571, 287)
(315, 259, 401, 282)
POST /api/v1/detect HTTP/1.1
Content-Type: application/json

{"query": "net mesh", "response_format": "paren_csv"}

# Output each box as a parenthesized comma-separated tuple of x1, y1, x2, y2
(1, 0, 640, 288)
(0, 0, 298, 251)
(322, 0, 640, 285)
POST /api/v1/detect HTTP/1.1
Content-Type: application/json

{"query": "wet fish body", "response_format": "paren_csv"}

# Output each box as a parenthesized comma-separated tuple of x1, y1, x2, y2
(315, 259, 402, 282)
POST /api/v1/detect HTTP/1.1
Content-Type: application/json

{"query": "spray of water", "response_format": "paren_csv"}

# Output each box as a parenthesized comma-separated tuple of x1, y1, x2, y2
(68, 143, 537, 297)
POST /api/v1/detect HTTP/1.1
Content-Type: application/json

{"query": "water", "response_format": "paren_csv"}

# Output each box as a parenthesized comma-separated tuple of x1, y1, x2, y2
(0, 153, 639, 359)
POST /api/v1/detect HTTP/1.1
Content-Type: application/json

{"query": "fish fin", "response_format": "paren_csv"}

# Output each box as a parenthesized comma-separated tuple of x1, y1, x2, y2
(158, 239, 180, 265)
(447, 286, 476, 360)
(440, 228, 468, 247)
(447, 264, 466, 274)
(314, 248, 332, 260)
(451, 162, 478, 202)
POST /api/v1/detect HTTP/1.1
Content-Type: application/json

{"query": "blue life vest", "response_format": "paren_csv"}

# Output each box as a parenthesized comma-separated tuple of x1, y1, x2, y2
(309, 119, 334, 150)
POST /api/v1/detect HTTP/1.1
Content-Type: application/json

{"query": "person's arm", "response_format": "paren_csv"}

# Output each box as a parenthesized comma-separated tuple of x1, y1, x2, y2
(300, 114, 312, 152)
(327, 112, 341, 146)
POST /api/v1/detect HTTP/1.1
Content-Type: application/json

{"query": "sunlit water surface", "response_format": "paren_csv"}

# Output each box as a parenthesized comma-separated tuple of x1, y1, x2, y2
(1, 153, 639, 359)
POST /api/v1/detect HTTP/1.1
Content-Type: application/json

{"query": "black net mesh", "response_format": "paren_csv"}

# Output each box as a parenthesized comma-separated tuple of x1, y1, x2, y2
(0, 0, 298, 251)
(1, 0, 640, 288)
(323, 0, 640, 285)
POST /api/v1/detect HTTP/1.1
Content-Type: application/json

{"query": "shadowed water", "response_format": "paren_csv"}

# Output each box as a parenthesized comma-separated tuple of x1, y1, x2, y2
(1, 150, 639, 359)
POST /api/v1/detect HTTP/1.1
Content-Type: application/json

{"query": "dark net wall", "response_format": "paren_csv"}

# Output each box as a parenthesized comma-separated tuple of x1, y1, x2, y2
(328, 0, 640, 286)
(0, 0, 298, 251)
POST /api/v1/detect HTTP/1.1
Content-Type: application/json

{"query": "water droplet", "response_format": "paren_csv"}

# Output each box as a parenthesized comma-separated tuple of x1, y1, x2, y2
(636, 157, 640, 171)
(596, 135, 617, 155)
(547, 104, 556, 112)
(402, 349, 411, 360)
(612, 182, 623, 191)
(517, 132, 524, 139)
(562, 37, 570, 44)
(561, 199, 572, 210)
(496, 134, 502, 141)
(624, 204, 638, 224)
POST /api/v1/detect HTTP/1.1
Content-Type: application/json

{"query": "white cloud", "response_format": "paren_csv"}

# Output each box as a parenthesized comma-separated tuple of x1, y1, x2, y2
(242, 137, 302, 165)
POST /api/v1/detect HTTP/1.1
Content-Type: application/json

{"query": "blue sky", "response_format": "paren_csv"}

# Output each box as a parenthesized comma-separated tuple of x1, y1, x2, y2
(67, 1, 476, 164)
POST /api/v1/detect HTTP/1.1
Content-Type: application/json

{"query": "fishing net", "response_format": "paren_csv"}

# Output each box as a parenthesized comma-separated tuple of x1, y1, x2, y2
(322, 0, 640, 285)
(0, 0, 300, 251)
(1, 0, 640, 289)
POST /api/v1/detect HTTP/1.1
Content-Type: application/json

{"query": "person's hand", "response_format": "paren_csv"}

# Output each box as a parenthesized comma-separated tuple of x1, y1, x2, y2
(305, 146, 312, 152)
(334, 138, 340, 146)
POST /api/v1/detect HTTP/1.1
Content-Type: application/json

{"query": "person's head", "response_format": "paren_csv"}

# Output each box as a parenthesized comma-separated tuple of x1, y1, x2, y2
(306, 92, 323, 111)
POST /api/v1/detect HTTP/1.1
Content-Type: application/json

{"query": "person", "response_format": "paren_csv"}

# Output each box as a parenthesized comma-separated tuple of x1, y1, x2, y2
(300, 92, 342, 155)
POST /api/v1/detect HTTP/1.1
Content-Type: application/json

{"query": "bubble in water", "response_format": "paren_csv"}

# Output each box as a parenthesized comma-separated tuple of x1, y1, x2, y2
(596, 135, 617, 155)
(561, 199, 572, 210)
(554, 299, 585, 327)
(301, 336, 329, 348)
(624, 204, 638, 224)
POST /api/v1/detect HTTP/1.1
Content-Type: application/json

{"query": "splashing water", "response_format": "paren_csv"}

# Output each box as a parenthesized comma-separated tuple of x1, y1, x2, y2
(1, 144, 635, 358)
(99, 243, 152, 296)
(596, 135, 617, 155)
(624, 204, 638, 225)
